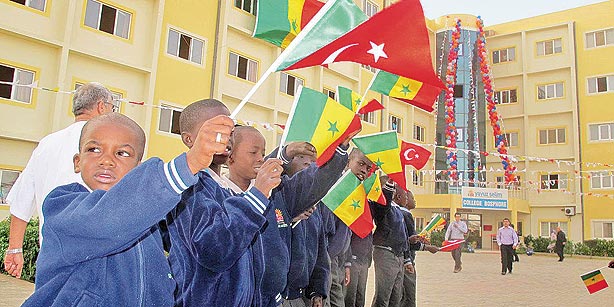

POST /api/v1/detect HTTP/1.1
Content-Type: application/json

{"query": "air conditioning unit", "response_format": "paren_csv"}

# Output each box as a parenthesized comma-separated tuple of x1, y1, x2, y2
(564, 206, 576, 216)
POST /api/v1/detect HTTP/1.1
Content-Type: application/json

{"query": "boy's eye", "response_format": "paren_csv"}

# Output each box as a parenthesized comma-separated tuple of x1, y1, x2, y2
(117, 151, 131, 157)
(87, 147, 101, 153)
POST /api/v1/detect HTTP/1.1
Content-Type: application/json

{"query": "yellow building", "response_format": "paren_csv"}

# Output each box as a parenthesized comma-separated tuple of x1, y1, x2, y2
(1, 0, 611, 245)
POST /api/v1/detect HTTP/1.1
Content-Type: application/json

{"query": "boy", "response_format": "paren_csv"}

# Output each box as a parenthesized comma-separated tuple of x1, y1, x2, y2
(166, 99, 282, 306)
(227, 126, 351, 307)
(23, 112, 234, 306)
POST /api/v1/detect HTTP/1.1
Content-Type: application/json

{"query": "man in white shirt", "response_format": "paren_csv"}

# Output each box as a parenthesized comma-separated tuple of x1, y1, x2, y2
(3, 82, 115, 278)
(444, 212, 468, 273)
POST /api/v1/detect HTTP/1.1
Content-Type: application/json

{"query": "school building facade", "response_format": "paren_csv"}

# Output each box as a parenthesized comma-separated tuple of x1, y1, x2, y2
(0, 0, 612, 247)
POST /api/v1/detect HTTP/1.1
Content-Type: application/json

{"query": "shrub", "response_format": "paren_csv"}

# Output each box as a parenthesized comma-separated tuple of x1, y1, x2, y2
(430, 228, 445, 247)
(0, 217, 39, 282)
(530, 236, 551, 252)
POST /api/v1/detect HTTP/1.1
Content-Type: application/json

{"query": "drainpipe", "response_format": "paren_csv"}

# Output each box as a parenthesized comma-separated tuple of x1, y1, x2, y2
(572, 22, 585, 242)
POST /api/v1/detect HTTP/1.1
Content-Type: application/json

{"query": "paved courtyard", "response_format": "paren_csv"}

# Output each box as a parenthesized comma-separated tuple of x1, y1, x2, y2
(2, 252, 613, 306)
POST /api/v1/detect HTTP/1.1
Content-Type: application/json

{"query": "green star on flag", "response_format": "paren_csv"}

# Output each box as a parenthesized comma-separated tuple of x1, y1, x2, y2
(375, 158, 384, 168)
(328, 121, 339, 136)
(400, 84, 411, 96)
(350, 200, 361, 210)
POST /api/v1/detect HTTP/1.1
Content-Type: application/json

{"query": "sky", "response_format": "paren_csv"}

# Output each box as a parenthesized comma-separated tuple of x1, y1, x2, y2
(420, 0, 607, 25)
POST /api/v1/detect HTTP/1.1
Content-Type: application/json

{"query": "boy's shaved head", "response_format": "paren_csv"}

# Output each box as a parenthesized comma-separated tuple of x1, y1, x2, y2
(180, 99, 230, 135)
(79, 113, 146, 160)
(231, 126, 262, 146)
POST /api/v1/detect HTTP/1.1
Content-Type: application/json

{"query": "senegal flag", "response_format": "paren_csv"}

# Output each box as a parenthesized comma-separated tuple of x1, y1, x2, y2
(363, 172, 385, 205)
(369, 70, 442, 112)
(581, 269, 609, 294)
(282, 86, 361, 166)
(337, 86, 362, 112)
(419, 215, 446, 236)
(253, 0, 324, 48)
(351, 131, 407, 189)
(321, 171, 373, 238)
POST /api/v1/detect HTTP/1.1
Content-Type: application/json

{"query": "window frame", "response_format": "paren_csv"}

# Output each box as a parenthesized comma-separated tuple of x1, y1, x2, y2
(0, 168, 21, 204)
(360, 111, 376, 125)
(538, 127, 566, 145)
(157, 102, 183, 137)
(412, 170, 424, 187)
(494, 88, 518, 105)
(362, 0, 378, 17)
(413, 124, 426, 142)
(233, 0, 258, 15)
(389, 114, 402, 134)
(540, 220, 568, 238)
(536, 38, 563, 56)
(492, 47, 516, 64)
(166, 27, 206, 66)
(0, 60, 38, 107)
(587, 75, 614, 94)
(227, 50, 259, 83)
(588, 122, 614, 142)
(500, 131, 519, 148)
(83, 0, 133, 40)
(592, 220, 614, 239)
(279, 72, 304, 97)
(5, 0, 48, 13)
(537, 82, 564, 100)
(590, 171, 614, 190)
(585, 28, 614, 49)
(539, 172, 568, 190)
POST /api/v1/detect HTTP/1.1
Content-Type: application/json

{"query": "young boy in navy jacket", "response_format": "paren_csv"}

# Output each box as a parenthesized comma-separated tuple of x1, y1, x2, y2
(226, 126, 352, 307)
(165, 99, 282, 307)
(22, 112, 234, 306)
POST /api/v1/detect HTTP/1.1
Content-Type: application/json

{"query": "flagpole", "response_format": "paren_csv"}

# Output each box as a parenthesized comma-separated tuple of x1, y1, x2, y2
(581, 266, 611, 276)
(275, 86, 303, 160)
(230, 0, 340, 119)
(357, 70, 379, 114)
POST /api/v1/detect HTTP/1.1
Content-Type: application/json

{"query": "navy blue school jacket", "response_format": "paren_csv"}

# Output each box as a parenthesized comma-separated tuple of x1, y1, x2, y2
(371, 182, 411, 263)
(165, 171, 270, 307)
(23, 154, 196, 307)
(260, 145, 349, 307)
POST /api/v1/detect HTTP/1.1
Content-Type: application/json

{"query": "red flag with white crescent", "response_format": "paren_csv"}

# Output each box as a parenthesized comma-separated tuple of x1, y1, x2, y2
(400, 141, 431, 170)
(440, 239, 465, 252)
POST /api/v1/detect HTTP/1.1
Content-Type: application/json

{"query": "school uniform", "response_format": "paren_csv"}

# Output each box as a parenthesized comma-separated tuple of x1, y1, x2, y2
(321, 204, 353, 307)
(165, 170, 270, 307)
(345, 232, 373, 307)
(24, 154, 195, 307)
(399, 207, 423, 307)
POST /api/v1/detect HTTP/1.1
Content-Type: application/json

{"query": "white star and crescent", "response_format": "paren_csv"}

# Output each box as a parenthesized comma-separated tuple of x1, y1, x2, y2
(403, 148, 419, 162)
(367, 41, 388, 63)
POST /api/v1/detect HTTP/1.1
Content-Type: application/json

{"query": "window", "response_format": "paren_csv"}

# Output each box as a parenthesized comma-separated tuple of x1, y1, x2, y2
(363, 0, 378, 17)
(540, 221, 568, 237)
(74, 83, 121, 112)
(361, 64, 378, 74)
(456, 128, 464, 142)
(536, 38, 562, 56)
(412, 171, 424, 186)
(360, 112, 376, 124)
(280, 72, 304, 96)
(585, 28, 614, 48)
(167, 29, 204, 65)
(587, 75, 614, 94)
(593, 221, 614, 239)
(228, 52, 258, 82)
(415, 217, 425, 233)
(457, 43, 463, 56)
(537, 82, 563, 100)
(539, 128, 565, 145)
(0, 169, 20, 204)
(8, 0, 46, 11)
(234, 0, 257, 15)
(453, 84, 463, 98)
(502, 132, 518, 147)
(0, 63, 35, 104)
(494, 89, 517, 104)
(496, 175, 521, 190)
(323, 88, 335, 100)
(389, 115, 401, 133)
(540, 173, 568, 190)
(492, 47, 515, 64)
(413, 125, 425, 142)
(84, 0, 131, 39)
(158, 104, 182, 135)
(590, 171, 614, 190)
(589, 123, 614, 141)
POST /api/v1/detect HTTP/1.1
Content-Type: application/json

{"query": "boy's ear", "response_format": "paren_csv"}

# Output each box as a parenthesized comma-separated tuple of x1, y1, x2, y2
(181, 132, 194, 148)
(73, 153, 81, 173)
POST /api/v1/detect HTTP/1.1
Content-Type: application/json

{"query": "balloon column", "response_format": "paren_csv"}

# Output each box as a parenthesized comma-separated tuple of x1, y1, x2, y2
(476, 17, 517, 184)
(444, 19, 462, 182)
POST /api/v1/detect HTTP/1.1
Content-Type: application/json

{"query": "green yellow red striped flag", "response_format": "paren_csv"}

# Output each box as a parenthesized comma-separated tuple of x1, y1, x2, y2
(581, 269, 609, 294)
(337, 86, 362, 112)
(363, 172, 385, 205)
(369, 70, 442, 112)
(281, 86, 361, 166)
(419, 214, 446, 236)
(253, 0, 325, 48)
(321, 171, 373, 238)
(351, 131, 407, 189)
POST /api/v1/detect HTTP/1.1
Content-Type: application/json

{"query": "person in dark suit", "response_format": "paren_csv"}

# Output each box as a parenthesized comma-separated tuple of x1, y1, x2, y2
(555, 227, 567, 262)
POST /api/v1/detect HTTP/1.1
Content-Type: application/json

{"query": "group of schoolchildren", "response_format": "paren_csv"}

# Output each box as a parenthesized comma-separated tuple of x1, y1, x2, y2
(18, 82, 434, 307)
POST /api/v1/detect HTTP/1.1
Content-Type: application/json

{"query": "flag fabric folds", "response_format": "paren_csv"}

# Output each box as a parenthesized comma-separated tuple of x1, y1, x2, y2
(281, 86, 361, 166)
(253, 0, 325, 48)
(351, 131, 407, 189)
(321, 171, 373, 238)
(279, 0, 445, 91)
(439, 239, 465, 252)
(419, 215, 446, 236)
(363, 172, 385, 205)
(581, 269, 609, 294)
(369, 70, 443, 112)
(337, 86, 362, 112)
(357, 98, 384, 115)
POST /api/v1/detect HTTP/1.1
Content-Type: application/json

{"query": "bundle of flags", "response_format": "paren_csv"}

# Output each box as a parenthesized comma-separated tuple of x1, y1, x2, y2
(581, 269, 609, 294)
(418, 215, 446, 236)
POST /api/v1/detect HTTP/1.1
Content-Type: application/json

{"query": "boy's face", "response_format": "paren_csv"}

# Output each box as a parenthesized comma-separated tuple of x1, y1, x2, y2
(74, 122, 141, 191)
(347, 153, 371, 181)
(288, 154, 315, 177)
(229, 131, 266, 180)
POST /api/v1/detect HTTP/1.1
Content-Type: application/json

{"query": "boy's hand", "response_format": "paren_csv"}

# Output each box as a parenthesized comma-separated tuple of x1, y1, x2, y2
(254, 159, 283, 197)
(285, 142, 317, 160)
(186, 115, 234, 174)
(341, 127, 362, 147)
(425, 245, 439, 254)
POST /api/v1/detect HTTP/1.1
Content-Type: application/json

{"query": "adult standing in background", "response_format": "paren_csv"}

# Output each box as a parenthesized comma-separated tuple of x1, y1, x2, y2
(3, 82, 115, 278)
(496, 218, 519, 275)
(555, 226, 567, 262)
(444, 212, 468, 273)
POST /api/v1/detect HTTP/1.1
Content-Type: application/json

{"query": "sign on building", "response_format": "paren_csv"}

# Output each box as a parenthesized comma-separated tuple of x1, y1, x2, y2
(461, 187, 508, 210)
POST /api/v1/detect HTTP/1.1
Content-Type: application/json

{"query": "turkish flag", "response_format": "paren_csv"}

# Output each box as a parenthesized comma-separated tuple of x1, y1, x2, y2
(440, 240, 465, 252)
(400, 141, 431, 170)
(357, 99, 384, 114)
(284, 0, 444, 90)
